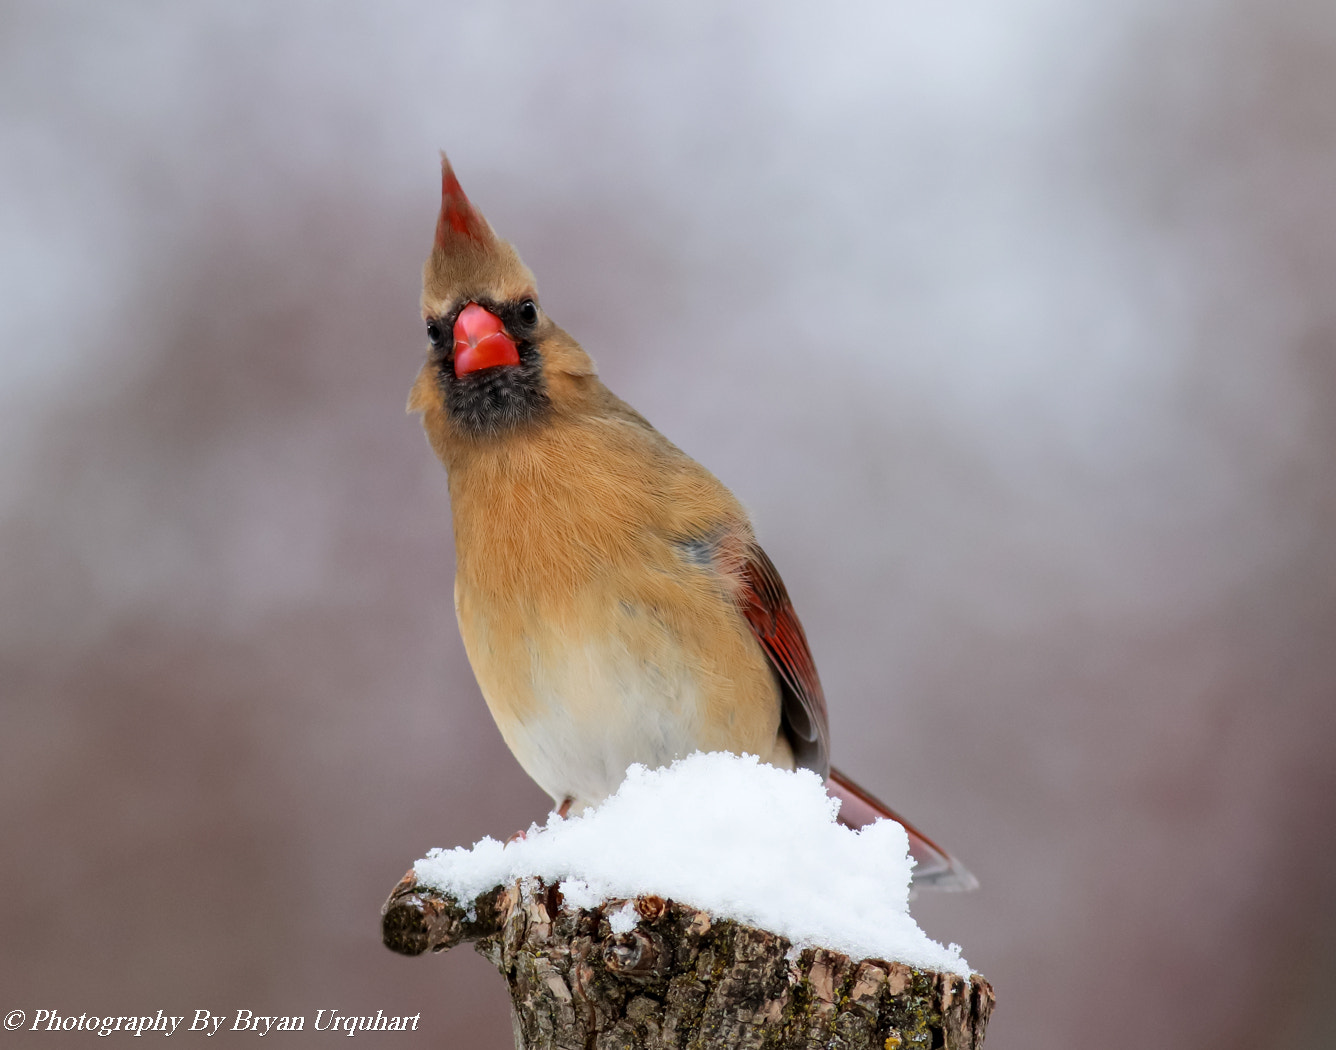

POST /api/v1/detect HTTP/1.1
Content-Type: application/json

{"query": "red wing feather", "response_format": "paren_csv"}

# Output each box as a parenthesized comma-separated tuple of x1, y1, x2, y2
(737, 545, 830, 776)
(736, 547, 978, 892)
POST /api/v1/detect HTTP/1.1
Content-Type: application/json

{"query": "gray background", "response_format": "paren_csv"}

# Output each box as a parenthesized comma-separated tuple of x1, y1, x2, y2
(3, 2, 1335, 1047)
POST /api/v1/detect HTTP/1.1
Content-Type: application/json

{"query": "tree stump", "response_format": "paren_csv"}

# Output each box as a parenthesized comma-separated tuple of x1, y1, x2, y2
(382, 870, 994, 1049)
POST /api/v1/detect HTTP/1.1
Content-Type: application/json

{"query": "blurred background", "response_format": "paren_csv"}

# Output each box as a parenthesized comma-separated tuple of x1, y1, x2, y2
(3, 1, 1335, 1047)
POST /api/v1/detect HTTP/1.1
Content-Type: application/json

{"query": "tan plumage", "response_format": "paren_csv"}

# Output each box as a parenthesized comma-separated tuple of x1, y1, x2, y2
(410, 155, 974, 889)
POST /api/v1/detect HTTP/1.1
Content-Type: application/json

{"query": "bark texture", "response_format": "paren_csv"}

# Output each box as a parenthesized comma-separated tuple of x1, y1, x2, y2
(382, 870, 994, 1049)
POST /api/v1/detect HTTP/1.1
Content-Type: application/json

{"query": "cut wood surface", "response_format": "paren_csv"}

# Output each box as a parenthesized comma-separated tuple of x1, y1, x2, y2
(383, 870, 994, 1049)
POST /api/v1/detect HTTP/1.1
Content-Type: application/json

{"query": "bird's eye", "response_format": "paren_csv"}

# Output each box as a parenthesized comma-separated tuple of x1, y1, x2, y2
(426, 321, 445, 348)
(518, 299, 539, 327)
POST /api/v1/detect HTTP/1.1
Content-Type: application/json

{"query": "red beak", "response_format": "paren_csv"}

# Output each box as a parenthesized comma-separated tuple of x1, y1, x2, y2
(453, 303, 520, 377)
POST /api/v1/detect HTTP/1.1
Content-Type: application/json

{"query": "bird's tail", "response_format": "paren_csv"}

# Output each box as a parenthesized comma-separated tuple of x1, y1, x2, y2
(827, 767, 979, 892)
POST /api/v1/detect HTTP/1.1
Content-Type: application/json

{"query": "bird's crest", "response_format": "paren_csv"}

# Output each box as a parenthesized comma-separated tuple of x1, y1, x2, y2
(435, 152, 494, 248)
(422, 153, 536, 316)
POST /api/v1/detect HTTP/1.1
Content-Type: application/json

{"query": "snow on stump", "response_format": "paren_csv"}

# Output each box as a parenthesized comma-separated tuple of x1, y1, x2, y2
(382, 753, 995, 1049)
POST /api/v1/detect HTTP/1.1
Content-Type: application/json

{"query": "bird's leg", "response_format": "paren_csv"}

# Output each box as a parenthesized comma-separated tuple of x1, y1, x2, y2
(506, 797, 574, 845)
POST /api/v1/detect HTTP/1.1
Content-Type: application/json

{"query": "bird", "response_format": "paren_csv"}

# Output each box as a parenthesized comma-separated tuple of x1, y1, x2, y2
(408, 154, 976, 890)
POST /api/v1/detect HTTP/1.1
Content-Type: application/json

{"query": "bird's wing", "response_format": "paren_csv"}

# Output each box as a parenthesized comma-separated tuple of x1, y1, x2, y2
(736, 544, 831, 777)
(736, 546, 978, 893)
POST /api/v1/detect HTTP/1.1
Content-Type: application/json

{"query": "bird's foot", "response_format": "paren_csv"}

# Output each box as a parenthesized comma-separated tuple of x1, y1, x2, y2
(506, 798, 573, 845)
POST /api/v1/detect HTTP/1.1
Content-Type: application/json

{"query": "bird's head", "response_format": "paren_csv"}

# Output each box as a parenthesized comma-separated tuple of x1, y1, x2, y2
(409, 154, 596, 442)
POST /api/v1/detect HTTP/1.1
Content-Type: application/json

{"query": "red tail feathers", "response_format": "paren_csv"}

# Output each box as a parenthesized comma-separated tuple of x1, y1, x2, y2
(828, 768, 978, 892)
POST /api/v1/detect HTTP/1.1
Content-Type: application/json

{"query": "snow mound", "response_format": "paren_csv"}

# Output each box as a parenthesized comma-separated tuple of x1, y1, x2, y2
(413, 751, 970, 976)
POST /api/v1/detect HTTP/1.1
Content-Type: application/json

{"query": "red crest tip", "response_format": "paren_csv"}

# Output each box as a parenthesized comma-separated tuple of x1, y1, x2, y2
(435, 153, 492, 248)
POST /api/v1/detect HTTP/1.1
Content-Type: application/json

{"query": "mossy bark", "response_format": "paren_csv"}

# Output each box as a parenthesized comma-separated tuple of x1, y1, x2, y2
(383, 871, 994, 1049)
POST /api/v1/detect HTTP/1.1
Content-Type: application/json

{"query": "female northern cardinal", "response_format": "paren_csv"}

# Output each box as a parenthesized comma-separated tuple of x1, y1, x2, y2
(409, 155, 975, 890)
